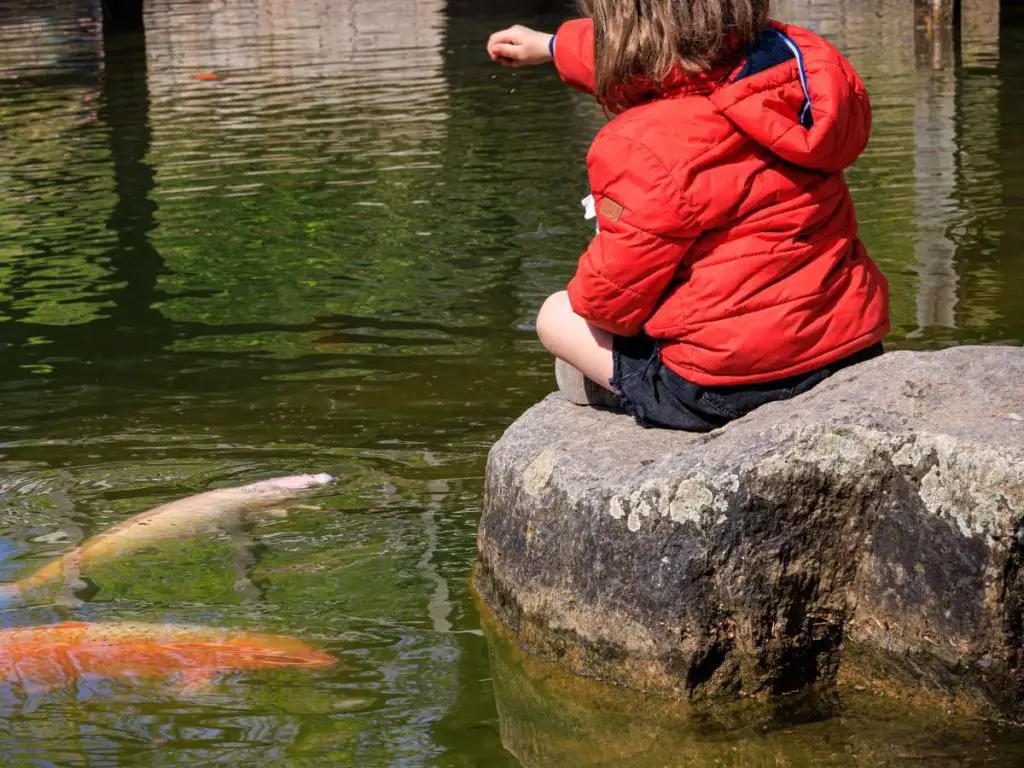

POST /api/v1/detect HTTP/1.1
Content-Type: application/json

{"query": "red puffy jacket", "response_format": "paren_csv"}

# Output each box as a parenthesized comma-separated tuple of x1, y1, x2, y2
(555, 19, 890, 386)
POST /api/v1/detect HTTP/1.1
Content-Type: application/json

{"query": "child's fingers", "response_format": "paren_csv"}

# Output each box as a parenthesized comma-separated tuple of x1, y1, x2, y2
(490, 42, 522, 62)
(488, 30, 524, 58)
(486, 32, 508, 53)
(487, 43, 513, 61)
(487, 36, 512, 59)
(489, 27, 522, 45)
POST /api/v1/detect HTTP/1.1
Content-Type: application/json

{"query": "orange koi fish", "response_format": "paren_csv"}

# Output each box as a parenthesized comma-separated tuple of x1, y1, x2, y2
(0, 621, 335, 693)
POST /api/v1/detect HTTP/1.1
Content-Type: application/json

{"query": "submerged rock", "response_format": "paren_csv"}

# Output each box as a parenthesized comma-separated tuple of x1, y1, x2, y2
(479, 601, 1024, 768)
(475, 346, 1024, 716)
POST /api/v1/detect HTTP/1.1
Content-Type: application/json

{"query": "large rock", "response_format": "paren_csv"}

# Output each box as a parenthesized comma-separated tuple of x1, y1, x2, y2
(475, 346, 1024, 716)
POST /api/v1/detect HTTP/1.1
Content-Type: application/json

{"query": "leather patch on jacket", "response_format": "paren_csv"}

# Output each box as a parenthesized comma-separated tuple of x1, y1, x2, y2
(599, 196, 624, 222)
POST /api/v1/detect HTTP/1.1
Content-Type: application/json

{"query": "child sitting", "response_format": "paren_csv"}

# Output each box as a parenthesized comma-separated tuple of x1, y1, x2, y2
(487, 1, 889, 431)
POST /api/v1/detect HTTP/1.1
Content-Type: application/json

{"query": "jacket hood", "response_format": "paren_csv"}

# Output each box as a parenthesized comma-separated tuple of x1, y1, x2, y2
(709, 22, 872, 172)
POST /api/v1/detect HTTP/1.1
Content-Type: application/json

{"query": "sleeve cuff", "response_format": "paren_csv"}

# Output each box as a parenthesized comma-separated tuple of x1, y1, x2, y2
(552, 18, 596, 95)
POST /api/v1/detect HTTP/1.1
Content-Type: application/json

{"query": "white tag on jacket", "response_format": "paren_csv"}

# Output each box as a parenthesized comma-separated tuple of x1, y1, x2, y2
(581, 194, 599, 233)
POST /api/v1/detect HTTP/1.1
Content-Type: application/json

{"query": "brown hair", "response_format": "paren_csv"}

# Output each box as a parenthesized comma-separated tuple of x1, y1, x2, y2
(578, 0, 769, 112)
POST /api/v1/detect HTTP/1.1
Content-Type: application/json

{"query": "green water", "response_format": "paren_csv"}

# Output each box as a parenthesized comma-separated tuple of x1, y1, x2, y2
(0, 0, 1021, 764)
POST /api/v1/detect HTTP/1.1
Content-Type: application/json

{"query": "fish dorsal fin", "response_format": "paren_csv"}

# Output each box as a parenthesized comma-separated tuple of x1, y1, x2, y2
(176, 668, 216, 694)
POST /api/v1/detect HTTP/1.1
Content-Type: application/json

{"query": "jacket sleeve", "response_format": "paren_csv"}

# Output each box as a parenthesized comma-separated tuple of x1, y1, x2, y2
(567, 132, 698, 337)
(552, 18, 595, 95)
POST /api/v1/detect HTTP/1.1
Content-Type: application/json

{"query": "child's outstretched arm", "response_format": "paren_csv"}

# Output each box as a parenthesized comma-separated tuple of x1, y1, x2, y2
(487, 20, 597, 95)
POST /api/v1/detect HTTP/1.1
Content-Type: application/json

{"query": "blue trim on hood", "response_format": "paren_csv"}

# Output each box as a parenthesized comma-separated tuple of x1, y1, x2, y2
(735, 27, 814, 129)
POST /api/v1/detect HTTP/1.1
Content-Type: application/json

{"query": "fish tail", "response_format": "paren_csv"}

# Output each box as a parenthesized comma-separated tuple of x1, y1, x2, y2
(7, 558, 66, 597)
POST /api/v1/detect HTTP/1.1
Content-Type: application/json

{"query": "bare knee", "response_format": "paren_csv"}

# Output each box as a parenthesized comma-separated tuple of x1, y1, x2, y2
(535, 290, 615, 388)
(536, 291, 570, 354)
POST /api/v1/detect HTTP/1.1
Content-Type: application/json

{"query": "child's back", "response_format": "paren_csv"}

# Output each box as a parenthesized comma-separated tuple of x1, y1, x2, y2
(488, 5, 889, 430)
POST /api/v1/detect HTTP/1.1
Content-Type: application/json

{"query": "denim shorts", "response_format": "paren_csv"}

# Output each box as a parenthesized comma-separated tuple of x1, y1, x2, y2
(610, 336, 884, 432)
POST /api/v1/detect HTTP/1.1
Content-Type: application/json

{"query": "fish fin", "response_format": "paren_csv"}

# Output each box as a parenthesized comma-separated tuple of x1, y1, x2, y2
(0, 584, 23, 608)
(262, 503, 319, 519)
(176, 669, 216, 694)
(23, 679, 67, 696)
(12, 662, 68, 696)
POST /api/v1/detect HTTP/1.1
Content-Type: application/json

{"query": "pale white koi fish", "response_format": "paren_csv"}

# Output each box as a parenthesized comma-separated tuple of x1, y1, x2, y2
(2, 473, 334, 600)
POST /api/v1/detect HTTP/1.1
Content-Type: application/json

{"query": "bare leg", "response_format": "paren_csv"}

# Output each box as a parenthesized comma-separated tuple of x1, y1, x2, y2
(536, 291, 615, 392)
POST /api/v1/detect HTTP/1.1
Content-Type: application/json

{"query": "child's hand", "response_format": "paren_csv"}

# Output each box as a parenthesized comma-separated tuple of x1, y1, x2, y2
(487, 25, 554, 67)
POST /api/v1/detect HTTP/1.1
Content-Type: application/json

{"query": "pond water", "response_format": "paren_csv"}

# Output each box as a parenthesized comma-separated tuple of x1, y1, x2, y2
(0, 0, 1021, 764)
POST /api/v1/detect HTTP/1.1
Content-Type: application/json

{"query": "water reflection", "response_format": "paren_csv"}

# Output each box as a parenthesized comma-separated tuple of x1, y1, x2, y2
(962, 0, 1001, 67)
(482, 606, 1024, 767)
(145, 0, 448, 185)
(0, 1, 101, 81)
(913, 17, 959, 332)
(144, 0, 451, 338)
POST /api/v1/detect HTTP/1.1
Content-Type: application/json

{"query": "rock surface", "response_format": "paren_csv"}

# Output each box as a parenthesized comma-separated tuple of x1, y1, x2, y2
(475, 346, 1024, 715)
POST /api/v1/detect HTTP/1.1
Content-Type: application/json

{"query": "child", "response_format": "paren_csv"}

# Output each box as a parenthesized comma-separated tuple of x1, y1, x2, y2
(487, 2, 890, 431)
